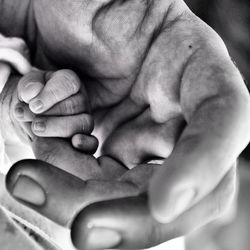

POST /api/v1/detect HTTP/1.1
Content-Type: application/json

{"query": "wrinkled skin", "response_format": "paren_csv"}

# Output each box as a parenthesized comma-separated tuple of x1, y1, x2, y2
(25, 0, 248, 168)
(2, 0, 250, 249)
(31, 0, 187, 168)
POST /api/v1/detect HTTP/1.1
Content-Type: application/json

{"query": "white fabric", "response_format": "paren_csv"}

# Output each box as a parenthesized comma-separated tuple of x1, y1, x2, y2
(0, 34, 34, 174)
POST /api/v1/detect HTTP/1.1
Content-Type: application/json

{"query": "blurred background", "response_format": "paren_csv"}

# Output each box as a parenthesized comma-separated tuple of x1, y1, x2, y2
(184, 1, 250, 249)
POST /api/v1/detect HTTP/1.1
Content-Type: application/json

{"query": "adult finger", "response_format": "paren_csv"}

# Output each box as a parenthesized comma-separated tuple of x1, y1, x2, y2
(29, 70, 81, 114)
(5, 159, 139, 227)
(31, 113, 94, 137)
(70, 166, 236, 250)
(148, 13, 250, 223)
(17, 71, 45, 103)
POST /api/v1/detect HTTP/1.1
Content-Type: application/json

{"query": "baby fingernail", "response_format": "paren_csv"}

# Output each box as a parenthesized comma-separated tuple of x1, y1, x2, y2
(15, 106, 24, 118)
(33, 121, 46, 132)
(12, 175, 46, 206)
(30, 100, 43, 113)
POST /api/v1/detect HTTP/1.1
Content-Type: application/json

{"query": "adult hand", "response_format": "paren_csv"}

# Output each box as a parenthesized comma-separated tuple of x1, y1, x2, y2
(26, 0, 250, 168)
(6, 150, 236, 250)
(3, 0, 250, 249)
(30, 0, 250, 226)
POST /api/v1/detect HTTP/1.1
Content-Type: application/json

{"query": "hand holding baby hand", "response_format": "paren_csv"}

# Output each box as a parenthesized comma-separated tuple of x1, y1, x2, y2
(14, 69, 98, 153)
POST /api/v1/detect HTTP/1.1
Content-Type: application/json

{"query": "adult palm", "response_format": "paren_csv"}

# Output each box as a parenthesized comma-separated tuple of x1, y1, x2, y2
(3, 0, 250, 249)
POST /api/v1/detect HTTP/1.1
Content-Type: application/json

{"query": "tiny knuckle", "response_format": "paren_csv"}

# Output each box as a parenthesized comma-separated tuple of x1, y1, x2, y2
(58, 101, 67, 114)
(77, 94, 89, 112)
(33, 139, 58, 164)
(66, 98, 77, 114)
(80, 116, 87, 132)
(71, 78, 81, 94)
(66, 101, 74, 114)
(48, 87, 60, 103)
(81, 115, 93, 132)
(59, 69, 80, 94)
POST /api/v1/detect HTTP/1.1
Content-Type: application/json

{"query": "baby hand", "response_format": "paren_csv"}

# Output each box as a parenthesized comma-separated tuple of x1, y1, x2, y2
(14, 69, 98, 153)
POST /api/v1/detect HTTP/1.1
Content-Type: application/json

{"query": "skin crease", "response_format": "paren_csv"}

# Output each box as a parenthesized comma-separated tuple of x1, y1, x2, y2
(22, 0, 249, 168)
(1, 0, 250, 249)
(1, 0, 249, 169)
(30, 0, 187, 168)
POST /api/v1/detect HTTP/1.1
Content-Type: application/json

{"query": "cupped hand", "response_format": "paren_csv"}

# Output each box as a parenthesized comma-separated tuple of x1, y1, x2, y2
(4, 0, 250, 249)
(6, 151, 236, 250)
(5, 135, 240, 250)
(28, 0, 250, 167)
(30, 0, 250, 221)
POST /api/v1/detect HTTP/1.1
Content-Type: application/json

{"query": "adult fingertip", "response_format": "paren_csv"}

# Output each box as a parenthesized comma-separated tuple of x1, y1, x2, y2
(149, 171, 196, 224)
(149, 187, 196, 224)
(71, 207, 92, 250)
(11, 175, 46, 206)
(71, 207, 122, 250)
(6, 160, 38, 194)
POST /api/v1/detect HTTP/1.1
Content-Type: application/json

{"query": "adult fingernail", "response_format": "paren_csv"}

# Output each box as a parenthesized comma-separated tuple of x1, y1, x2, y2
(155, 188, 196, 223)
(11, 175, 46, 206)
(15, 106, 24, 119)
(75, 228, 122, 250)
(33, 121, 46, 132)
(29, 100, 43, 113)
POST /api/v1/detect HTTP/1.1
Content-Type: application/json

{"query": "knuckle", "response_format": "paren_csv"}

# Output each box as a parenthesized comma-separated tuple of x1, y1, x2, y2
(56, 69, 81, 94)
(64, 96, 79, 114)
(80, 114, 94, 133)
(48, 87, 60, 103)
(33, 138, 58, 164)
